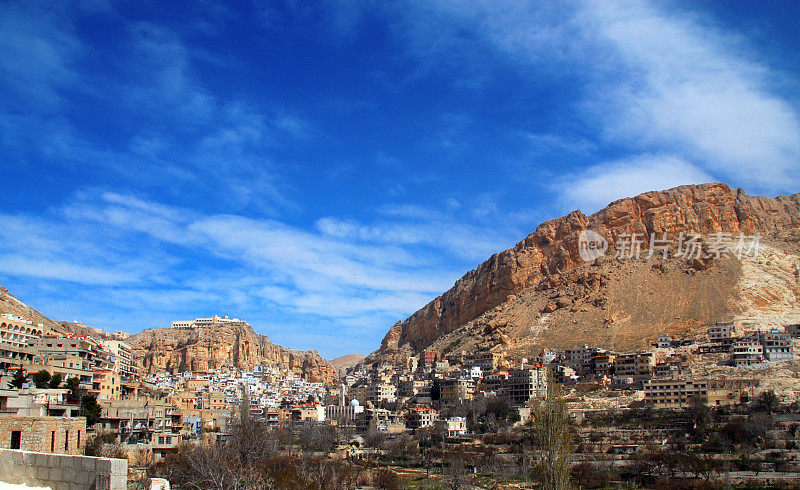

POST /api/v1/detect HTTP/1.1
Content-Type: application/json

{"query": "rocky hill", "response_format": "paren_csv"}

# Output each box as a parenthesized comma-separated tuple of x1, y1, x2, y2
(0, 286, 65, 334)
(0, 285, 334, 383)
(129, 323, 335, 383)
(366, 183, 800, 366)
(329, 354, 367, 374)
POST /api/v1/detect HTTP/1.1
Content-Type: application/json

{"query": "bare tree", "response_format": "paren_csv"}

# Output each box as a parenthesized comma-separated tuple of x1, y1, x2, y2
(441, 450, 470, 490)
(531, 371, 572, 490)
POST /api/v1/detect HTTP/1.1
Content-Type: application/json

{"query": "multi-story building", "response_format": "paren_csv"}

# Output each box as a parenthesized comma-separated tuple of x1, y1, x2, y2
(30, 336, 114, 372)
(91, 369, 121, 401)
(613, 351, 654, 380)
(594, 353, 615, 378)
(565, 345, 607, 376)
(0, 314, 44, 370)
(406, 407, 439, 429)
(505, 366, 547, 405)
(709, 323, 734, 345)
(1, 388, 81, 418)
(440, 378, 475, 404)
(654, 361, 681, 378)
(366, 381, 397, 404)
(420, 350, 439, 367)
(759, 330, 793, 361)
(466, 351, 503, 371)
(656, 335, 673, 348)
(733, 338, 763, 367)
(644, 378, 757, 407)
(435, 417, 467, 437)
(98, 397, 182, 457)
(104, 340, 138, 381)
(171, 315, 241, 329)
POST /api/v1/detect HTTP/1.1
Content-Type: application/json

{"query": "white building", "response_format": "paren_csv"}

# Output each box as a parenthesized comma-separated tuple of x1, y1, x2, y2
(436, 417, 467, 437)
(171, 315, 241, 329)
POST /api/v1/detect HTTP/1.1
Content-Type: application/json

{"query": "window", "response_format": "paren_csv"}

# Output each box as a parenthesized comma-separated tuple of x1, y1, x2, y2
(65, 431, 69, 451)
(51, 431, 55, 452)
(10, 431, 21, 450)
(77, 430, 81, 448)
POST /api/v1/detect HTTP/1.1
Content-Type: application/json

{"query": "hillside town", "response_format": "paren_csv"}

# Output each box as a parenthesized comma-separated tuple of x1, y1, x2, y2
(2, 303, 800, 487)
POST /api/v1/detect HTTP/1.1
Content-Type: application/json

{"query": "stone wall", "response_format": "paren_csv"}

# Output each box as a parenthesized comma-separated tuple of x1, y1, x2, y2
(0, 416, 86, 455)
(0, 448, 127, 490)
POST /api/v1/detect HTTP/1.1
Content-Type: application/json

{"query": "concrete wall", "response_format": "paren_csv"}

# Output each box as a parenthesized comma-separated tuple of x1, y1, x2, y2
(0, 448, 127, 490)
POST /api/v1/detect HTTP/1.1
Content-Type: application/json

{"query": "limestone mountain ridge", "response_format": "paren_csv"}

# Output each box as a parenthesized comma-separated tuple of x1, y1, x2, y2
(364, 183, 800, 367)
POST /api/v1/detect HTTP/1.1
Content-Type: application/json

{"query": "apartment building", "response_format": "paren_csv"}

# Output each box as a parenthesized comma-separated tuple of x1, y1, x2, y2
(644, 378, 757, 407)
(505, 366, 547, 405)
(104, 340, 138, 381)
(31, 336, 114, 373)
(594, 353, 615, 378)
(91, 369, 121, 401)
(466, 351, 503, 371)
(709, 323, 734, 343)
(733, 338, 764, 367)
(760, 330, 793, 361)
(420, 350, 439, 366)
(440, 378, 475, 404)
(0, 314, 43, 370)
(366, 381, 397, 404)
(613, 351, 654, 379)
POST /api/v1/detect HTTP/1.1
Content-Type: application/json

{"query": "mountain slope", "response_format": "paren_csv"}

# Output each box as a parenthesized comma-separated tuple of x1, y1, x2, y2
(329, 354, 366, 373)
(366, 183, 800, 365)
(0, 286, 65, 333)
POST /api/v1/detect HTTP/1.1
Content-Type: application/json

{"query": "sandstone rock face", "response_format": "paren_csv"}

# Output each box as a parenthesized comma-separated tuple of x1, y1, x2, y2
(129, 322, 334, 383)
(369, 183, 800, 362)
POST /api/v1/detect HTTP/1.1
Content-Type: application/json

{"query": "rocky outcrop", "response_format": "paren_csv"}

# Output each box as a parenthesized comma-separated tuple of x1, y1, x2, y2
(0, 286, 65, 334)
(368, 183, 800, 362)
(129, 322, 334, 383)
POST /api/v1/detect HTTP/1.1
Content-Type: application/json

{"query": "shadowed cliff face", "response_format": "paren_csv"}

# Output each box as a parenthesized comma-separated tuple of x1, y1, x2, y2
(370, 183, 800, 362)
(129, 322, 334, 383)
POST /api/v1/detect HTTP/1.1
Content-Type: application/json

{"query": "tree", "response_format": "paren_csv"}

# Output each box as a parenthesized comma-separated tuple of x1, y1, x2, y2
(31, 370, 52, 389)
(48, 373, 63, 389)
(531, 371, 573, 490)
(687, 395, 711, 429)
(752, 390, 780, 414)
(373, 468, 401, 490)
(8, 368, 27, 389)
(65, 376, 82, 403)
(441, 450, 472, 490)
(81, 395, 102, 427)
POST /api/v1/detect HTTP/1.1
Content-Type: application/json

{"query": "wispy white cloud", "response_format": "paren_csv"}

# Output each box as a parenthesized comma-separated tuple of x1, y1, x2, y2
(555, 155, 715, 214)
(376, 0, 800, 198)
(0, 191, 509, 354)
(584, 2, 800, 192)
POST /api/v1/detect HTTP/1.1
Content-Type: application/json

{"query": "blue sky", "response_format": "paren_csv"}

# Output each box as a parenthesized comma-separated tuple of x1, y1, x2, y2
(1, 1, 799, 358)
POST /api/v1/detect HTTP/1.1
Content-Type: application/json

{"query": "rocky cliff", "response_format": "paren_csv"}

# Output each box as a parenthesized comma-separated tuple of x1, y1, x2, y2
(129, 322, 335, 383)
(367, 183, 800, 365)
(0, 286, 65, 334)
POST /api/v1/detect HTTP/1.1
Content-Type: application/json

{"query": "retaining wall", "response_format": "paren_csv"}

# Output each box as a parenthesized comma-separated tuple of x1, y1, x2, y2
(0, 448, 127, 490)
